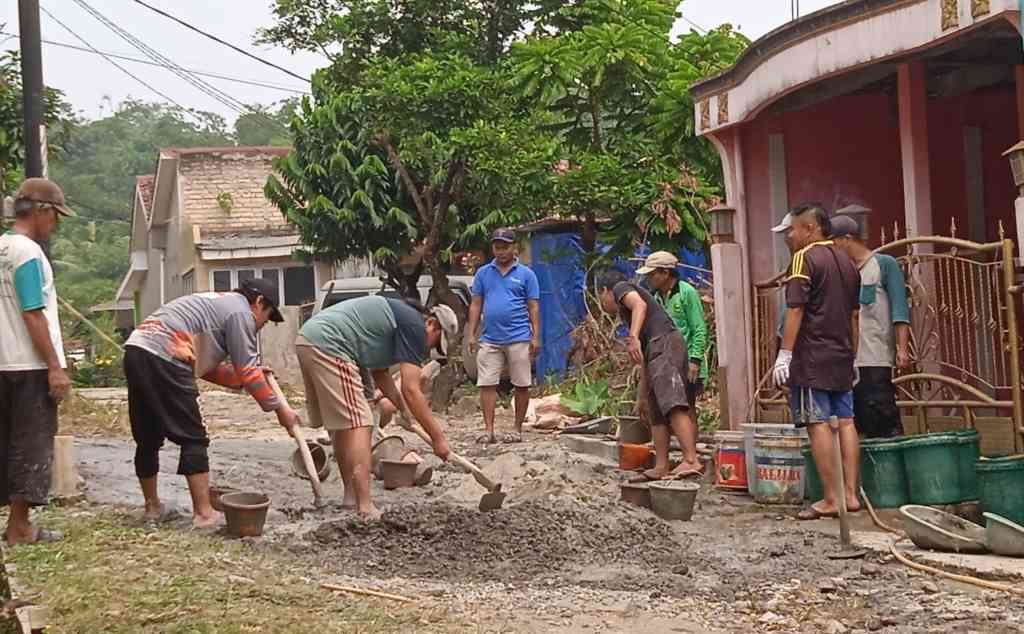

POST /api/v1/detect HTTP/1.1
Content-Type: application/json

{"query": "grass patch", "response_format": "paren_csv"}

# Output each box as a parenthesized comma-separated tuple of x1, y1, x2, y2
(58, 393, 128, 438)
(7, 506, 458, 633)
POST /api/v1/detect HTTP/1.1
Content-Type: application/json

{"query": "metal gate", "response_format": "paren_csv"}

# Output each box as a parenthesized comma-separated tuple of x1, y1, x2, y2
(752, 226, 1022, 454)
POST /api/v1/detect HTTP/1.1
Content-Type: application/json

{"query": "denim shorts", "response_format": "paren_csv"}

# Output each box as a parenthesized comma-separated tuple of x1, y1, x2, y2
(789, 386, 854, 427)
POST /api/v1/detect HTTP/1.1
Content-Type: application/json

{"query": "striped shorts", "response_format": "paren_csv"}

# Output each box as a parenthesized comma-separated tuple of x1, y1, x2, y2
(295, 336, 373, 432)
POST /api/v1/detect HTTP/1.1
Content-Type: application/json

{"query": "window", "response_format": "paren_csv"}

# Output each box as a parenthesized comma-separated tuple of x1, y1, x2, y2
(212, 270, 231, 292)
(237, 269, 256, 286)
(182, 271, 195, 296)
(284, 266, 315, 306)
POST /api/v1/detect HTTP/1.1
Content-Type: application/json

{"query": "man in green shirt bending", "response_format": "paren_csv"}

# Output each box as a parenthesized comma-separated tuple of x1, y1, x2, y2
(638, 251, 709, 406)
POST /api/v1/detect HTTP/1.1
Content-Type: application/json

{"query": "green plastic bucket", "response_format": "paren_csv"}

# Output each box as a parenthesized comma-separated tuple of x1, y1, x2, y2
(902, 433, 961, 505)
(802, 445, 824, 502)
(859, 438, 909, 509)
(976, 455, 1024, 525)
(955, 430, 981, 502)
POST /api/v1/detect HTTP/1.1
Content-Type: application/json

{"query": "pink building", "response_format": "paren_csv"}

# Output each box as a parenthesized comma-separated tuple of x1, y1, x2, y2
(692, 0, 1023, 433)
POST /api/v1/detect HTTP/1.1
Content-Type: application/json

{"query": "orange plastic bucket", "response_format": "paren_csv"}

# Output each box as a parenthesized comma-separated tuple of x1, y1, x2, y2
(715, 431, 747, 490)
(619, 443, 654, 471)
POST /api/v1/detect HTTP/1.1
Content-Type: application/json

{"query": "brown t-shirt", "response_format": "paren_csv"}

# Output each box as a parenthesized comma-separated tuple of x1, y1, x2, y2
(785, 241, 860, 391)
(612, 281, 678, 350)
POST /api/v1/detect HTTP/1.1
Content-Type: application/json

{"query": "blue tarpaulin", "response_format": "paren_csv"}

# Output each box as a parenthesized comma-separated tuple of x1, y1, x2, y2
(529, 231, 709, 381)
(530, 232, 588, 383)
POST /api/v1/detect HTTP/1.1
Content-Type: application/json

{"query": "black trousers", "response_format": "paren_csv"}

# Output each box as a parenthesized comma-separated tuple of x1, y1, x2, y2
(0, 370, 57, 506)
(853, 366, 904, 439)
(124, 346, 209, 478)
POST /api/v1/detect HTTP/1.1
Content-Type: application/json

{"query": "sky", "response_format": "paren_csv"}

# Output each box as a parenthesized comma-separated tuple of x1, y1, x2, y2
(0, 1, 845, 125)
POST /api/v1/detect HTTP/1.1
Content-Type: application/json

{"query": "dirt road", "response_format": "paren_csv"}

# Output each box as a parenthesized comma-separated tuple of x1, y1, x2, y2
(72, 389, 1024, 633)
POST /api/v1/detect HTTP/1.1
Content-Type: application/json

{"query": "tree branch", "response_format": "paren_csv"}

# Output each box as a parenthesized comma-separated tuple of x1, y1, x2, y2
(378, 133, 430, 225)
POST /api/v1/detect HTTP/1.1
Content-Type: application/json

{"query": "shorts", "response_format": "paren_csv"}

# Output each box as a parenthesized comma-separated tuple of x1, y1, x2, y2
(296, 337, 373, 432)
(853, 366, 904, 438)
(476, 342, 532, 388)
(124, 346, 209, 478)
(0, 370, 58, 506)
(789, 386, 854, 427)
(645, 333, 691, 426)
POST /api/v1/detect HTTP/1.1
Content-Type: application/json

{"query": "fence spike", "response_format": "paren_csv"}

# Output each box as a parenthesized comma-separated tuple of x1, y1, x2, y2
(894, 221, 901, 241)
(881, 225, 887, 244)
(999, 220, 1006, 241)
(950, 217, 957, 239)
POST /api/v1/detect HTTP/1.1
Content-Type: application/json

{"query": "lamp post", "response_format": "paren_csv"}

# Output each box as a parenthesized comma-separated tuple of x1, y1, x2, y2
(1004, 141, 1024, 251)
(709, 204, 736, 245)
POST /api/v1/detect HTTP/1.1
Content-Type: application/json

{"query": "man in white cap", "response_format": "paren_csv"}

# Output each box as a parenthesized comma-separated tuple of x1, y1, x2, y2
(771, 212, 796, 340)
(296, 296, 456, 518)
(0, 178, 74, 545)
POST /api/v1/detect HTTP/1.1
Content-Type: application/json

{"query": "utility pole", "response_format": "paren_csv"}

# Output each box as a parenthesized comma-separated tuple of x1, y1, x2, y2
(19, 0, 45, 179)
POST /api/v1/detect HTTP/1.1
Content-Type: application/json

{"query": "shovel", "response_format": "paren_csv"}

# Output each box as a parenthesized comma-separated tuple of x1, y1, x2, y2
(827, 415, 866, 560)
(266, 371, 327, 509)
(399, 416, 506, 512)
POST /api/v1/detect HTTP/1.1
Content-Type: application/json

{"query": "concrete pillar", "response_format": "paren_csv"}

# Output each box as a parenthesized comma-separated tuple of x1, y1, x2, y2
(711, 243, 752, 430)
(769, 133, 790, 272)
(898, 62, 934, 238)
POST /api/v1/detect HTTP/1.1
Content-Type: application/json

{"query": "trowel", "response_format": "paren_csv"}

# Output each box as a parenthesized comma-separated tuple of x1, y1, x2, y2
(827, 415, 866, 560)
(399, 416, 506, 512)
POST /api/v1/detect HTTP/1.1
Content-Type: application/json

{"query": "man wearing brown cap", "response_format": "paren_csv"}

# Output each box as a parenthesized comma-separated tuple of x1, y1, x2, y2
(0, 178, 74, 544)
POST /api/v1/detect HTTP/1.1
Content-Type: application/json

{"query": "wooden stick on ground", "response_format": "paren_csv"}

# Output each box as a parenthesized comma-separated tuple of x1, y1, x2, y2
(320, 582, 415, 603)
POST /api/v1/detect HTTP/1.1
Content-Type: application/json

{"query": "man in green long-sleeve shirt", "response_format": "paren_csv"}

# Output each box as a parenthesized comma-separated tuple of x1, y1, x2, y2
(638, 251, 709, 402)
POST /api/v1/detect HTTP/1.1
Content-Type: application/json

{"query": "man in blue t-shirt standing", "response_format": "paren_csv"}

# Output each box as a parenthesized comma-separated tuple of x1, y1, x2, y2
(467, 228, 541, 444)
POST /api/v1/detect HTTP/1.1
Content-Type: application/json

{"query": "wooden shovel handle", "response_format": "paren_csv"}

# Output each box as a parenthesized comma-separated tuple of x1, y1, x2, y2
(400, 416, 498, 491)
(266, 372, 325, 506)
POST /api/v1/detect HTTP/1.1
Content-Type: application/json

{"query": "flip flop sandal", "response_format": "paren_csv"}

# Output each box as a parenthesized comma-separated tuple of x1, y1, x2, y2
(670, 469, 704, 480)
(476, 434, 497, 445)
(797, 506, 838, 521)
(502, 432, 523, 444)
(5, 528, 64, 546)
(627, 469, 666, 483)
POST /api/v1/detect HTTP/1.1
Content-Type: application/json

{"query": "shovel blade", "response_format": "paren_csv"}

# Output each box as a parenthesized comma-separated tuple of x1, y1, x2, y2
(478, 491, 507, 512)
(828, 548, 867, 560)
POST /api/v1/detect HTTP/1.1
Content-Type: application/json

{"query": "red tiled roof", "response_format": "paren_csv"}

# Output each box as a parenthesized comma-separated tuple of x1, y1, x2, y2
(136, 175, 155, 221)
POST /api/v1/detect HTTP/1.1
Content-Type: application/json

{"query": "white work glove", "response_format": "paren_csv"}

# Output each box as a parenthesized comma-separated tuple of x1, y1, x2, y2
(772, 350, 793, 388)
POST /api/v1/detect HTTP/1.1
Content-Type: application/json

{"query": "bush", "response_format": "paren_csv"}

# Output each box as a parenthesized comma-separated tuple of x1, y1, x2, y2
(71, 354, 125, 388)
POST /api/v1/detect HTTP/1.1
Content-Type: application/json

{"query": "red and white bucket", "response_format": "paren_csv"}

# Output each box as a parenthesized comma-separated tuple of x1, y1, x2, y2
(714, 431, 748, 491)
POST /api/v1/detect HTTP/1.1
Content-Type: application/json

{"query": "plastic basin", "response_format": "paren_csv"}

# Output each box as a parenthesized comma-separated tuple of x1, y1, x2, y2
(209, 485, 239, 513)
(619, 443, 654, 471)
(860, 438, 909, 509)
(291, 441, 332, 482)
(976, 455, 1024, 525)
(802, 445, 824, 502)
(649, 481, 700, 521)
(983, 512, 1024, 557)
(955, 430, 981, 502)
(371, 436, 407, 479)
(381, 459, 418, 489)
(902, 433, 961, 505)
(899, 504, 988, 554)
(222, 492, 271, 538)
(620, 482, 652, 508)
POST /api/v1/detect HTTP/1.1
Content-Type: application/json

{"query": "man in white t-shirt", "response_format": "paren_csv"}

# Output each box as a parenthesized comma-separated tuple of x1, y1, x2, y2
(0, 178, 74, 545)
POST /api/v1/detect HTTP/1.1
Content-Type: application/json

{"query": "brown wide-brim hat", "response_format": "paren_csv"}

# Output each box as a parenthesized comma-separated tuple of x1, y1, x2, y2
(15, 178, 75, 217)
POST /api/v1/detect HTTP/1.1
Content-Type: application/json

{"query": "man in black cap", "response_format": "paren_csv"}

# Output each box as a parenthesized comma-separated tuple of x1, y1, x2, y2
(0, 178, 74, 544)
(466, 228, 541, 444)
(123, 277, 301, 528)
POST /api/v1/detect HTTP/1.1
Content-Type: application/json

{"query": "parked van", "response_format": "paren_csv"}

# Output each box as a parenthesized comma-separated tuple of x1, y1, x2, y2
(314, 275, 474, 314)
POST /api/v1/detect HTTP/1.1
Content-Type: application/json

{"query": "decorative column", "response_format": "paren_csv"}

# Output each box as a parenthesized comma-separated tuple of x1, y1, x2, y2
(707, 127, 754, 431)
(898, 61, 934, 238)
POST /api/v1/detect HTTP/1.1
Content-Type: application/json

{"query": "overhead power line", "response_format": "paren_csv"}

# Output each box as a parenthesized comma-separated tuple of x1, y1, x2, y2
(69, 0, 288, 135)
(38, 6, 195, 115)
(1, 32, 309, 94)
(130, 0, 308, 83)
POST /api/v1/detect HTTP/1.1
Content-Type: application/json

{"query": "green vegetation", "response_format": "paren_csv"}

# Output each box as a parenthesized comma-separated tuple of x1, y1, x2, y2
(7, 506, 458, 633)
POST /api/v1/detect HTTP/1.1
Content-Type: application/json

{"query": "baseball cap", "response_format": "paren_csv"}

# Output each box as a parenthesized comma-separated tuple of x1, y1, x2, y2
(429, 304, 459, 357)
(829, 215, 863, 240)
(636, 251, 679, 275)
(491, 228, 516, 243)
(771, 213, 792, 234)
(240, 277, 284, 323)
(14, 178, 75, 217)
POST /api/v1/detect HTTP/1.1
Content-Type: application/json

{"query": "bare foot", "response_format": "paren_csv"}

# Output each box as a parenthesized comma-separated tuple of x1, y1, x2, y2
(357, 506, 382, 521)
(341, 498, 357, 510)
(845, 497, 862, 513)
(192, 511, 223, 530)
(669, 461, 704, 478)
(143, 502, 168, 522)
